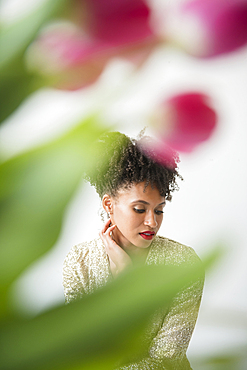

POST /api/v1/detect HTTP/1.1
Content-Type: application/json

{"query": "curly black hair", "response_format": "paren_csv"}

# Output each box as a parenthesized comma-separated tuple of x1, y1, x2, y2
(85, 131, 182, 200)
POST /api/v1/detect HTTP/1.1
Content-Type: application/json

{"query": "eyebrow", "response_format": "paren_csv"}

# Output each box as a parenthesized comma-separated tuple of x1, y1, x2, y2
(131, 200, 166, 206)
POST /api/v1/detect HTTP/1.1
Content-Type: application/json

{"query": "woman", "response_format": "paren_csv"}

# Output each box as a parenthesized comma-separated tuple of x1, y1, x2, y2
(63, 132, 204, 369)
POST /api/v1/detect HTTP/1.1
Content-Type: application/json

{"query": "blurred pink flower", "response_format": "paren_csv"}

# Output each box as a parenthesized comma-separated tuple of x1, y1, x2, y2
(139, 92, 217, 168)
(26, 0, 159, 89)
(85, 0, 154, 44)
(167, 0, 247, 58)
(138, 136, 179, 170)
(153, 92, 218, 153)
(26, 22, 115, 89)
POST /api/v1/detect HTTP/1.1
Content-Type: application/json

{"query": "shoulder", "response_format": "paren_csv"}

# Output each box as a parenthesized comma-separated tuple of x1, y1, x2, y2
(149, 236, 205, 297)
(63, 237, 111, 298)
(63, 237, 105, 267)
(148, 235, 202, 266)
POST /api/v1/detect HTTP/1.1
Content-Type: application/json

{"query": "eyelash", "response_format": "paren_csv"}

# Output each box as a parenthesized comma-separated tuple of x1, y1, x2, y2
(134, 208, 145, 213)
(133, 208, 164, 215)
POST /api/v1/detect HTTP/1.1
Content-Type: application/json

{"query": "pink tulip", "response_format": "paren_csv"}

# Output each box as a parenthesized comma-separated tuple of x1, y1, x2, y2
(138, 136, 179, 170)
(167, 0, 247, 58)
(153, 92, 218, 153)
(26, 22, 114, 89)
(26, 0, 159, 89)
(139, 93, 217, 168)
(85, 0, 154, 45)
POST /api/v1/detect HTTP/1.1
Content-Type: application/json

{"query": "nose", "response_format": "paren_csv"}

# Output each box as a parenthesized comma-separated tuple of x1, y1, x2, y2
(144, 211, 158, 228)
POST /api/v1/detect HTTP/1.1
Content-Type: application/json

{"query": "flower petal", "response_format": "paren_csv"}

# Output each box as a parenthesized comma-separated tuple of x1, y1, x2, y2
(152, 92, 218, 153)
(26, 0, 159, 89)
(85, 0, 154, 45)
(166, 0, 247, 58)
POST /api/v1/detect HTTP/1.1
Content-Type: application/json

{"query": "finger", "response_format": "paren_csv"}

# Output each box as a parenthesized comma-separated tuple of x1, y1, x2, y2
(100, 225, 115, 242)
(101, 218, 111, 233)
(100, 224, 116, 247)
(105, 224, 116, 235)
(100, 220, 111, 238)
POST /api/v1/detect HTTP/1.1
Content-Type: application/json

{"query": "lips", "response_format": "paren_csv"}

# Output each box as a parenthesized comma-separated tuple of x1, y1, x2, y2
(139, 231, 155, 240)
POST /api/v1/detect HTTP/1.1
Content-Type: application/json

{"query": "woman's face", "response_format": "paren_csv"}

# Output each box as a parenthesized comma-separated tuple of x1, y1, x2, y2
(105, 182, 165, 251)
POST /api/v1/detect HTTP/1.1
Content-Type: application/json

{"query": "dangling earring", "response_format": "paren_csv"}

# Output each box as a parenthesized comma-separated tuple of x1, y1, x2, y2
(99, 206, 107, 223)
(108, 212, 113, 227)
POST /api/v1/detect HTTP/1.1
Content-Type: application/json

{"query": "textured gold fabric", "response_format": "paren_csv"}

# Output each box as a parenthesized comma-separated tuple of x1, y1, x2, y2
(63, 236, 204, 369)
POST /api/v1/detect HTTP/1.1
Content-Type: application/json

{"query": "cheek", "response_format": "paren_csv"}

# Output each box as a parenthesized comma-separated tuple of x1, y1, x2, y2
(112, 207, 128, 228)
(113, 208, 139, 232)
(157, 215, 163, 229)
(113, 215, 132, 240)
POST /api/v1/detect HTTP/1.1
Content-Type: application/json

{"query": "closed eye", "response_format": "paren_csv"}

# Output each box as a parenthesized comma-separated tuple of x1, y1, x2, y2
(155, 210, 164, 215)
(134, 208, 145, 213)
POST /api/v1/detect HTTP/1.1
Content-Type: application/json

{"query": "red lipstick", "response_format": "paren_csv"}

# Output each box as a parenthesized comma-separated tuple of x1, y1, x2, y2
(139, 231, 155, 240)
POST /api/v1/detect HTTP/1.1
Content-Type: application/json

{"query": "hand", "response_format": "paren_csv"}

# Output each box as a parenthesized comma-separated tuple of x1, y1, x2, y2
(99, 219, 132, 277)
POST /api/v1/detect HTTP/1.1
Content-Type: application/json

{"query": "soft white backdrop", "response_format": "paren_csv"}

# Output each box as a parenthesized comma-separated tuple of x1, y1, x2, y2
(1, 36, 247, 363)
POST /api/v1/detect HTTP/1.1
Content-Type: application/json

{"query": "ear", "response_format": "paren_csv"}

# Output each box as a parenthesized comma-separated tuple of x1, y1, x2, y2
(102, 194, 113, 214)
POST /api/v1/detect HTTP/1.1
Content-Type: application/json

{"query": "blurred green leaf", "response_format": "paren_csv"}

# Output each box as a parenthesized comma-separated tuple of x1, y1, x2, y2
(201, 246, 224, 269)
(0, 261, 205, 370)
(0, 0, 67, 71)
(0, 116, 106, 316)
(0, 0, 67, 124)
(192, 350, 247, 370)
(0, 60, 46, 123)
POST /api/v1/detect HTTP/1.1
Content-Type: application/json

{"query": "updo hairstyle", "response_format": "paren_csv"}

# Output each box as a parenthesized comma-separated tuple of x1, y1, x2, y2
(85, 131, 182, 201)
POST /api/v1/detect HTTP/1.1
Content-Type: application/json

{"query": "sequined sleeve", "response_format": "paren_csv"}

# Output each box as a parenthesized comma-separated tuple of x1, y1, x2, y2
(63, 237, 204, 369)
(63, 244, 90, 303)
(63, 239, 112, 304)
(117, 240, 204, 370)
(117, 280, 204, 369)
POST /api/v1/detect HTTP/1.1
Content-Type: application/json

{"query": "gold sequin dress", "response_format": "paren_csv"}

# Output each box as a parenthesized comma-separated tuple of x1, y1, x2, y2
(63, 236, 204, 370)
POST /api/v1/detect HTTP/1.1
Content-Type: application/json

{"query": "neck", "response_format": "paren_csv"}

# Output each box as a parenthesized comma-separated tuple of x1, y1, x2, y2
(125, 245, 150, 265)
(112, 229, 150, 264)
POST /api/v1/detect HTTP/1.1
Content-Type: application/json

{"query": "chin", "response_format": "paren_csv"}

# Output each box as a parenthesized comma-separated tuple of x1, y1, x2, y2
(134, 239, 152, 248)
(118, 231, 152, 249)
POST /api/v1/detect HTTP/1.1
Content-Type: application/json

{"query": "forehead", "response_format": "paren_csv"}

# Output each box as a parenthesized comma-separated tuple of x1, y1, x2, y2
(116, 182, 165, 204)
